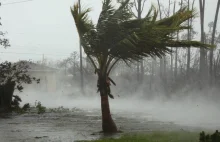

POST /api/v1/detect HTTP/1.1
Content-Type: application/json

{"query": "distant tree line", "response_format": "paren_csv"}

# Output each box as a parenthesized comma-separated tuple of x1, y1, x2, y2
(56, 0, 220, 100)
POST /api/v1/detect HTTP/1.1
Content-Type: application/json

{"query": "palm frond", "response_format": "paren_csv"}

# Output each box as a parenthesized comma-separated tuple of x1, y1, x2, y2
(155, 6, 196, 27)
(70, 1, 213, 73)
(166, 40, 215, 48)
(70, 3, 93, 36)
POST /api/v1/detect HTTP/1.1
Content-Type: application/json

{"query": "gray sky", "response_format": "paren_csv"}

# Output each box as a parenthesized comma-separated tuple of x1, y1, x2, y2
(0, 0, 219, 62)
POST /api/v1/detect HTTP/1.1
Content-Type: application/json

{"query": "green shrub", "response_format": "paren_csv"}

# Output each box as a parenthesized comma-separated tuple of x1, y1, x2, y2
(11, 95, 30, 114)
(36, 101, 46, 114)
(200, 130, 220, 142)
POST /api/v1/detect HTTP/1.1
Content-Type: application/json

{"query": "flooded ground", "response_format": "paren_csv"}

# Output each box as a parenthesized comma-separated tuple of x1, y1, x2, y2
(1, 91, 220, 142)
(0, 108, 203, 142)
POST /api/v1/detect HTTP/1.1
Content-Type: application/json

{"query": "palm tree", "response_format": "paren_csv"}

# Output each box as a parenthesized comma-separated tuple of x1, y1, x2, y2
(70, 0, 212, 133)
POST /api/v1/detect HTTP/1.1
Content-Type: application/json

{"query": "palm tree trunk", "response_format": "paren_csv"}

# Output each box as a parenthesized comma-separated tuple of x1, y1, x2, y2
(99, 76, 117, 133)
(101, 95, 117, 133)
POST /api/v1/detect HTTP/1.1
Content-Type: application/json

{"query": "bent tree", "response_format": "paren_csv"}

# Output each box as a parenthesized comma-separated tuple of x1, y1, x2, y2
(71, 0, 212, 133)
(0, 61, 40, 112)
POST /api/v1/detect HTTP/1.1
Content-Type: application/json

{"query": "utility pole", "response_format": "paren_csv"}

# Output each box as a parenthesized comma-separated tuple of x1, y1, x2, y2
(78, 0, 84, 93)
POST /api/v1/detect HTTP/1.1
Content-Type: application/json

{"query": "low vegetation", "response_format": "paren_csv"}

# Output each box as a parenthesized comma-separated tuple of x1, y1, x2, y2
(77, 131, 198, 142)
(35, 101, 46, 114)
(12, 100, 78, 115)
(10, 100, 45, 114)
(11, 95, 30, 114)
(200, 130, 220, 142)
(77, 130, 220, 142)
(48, 106, 71, 113)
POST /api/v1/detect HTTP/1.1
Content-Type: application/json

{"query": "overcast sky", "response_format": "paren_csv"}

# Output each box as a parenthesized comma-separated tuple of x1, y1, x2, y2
(0, 0, 219, 62)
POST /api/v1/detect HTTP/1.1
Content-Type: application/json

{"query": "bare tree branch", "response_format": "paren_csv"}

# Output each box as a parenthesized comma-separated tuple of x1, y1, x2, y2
(140, 0, 147, 14)
(157, 0, 162, 19)
(133, 0, 138, 12)
(128, 4, 138, 18)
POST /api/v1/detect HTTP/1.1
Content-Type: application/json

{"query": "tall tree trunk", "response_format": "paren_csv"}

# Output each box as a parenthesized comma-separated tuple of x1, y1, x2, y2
(133, 0, 147, 83)
(214, 51, 220, 84)
(74, 61, 76, 76)
(163, 0, 171, 96)
(186, 0, 195, 78)
(209, 0, 220, 85)
(187, 0, 191, 77)
(137, 62, 140, 82)
(199, 0, 206, 87)
(171, 52, 173, 77)
(99, 76, 117, 133)
(171, 1, 176, 80)
(163, 0, 171, 86)
(0, 82, 16, 113)
(136, 0, 145, 83)
(157, 0, 164, 79)
(79, 0, 84, 93)
(174, 47, 178, 80)
(174, 0, 183, 82)
(150, 58, 155, 90)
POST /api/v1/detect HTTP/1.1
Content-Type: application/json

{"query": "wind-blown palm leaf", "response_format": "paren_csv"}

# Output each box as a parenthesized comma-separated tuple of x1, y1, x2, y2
(166, 40, 214, 48)
(96, 0, 133, 54)
(71, 0, 213, 73)
(70, 4, 93, 36)
(155, 6, 196, 26)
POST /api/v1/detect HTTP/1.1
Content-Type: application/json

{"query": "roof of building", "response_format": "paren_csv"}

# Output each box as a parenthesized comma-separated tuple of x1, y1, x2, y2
(17, 61, 58, 72)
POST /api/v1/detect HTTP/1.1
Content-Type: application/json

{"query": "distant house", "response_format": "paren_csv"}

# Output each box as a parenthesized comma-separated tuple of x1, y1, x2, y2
(22, 62, 58, 92)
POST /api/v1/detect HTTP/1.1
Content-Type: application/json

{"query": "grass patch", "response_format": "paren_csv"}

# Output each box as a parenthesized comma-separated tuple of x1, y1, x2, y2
(78, 131, 199, 142)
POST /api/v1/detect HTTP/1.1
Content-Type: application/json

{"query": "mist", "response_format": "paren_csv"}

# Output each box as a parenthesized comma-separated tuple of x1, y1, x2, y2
(18, 76, 220, 131)
(1, 0, 220, 141)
